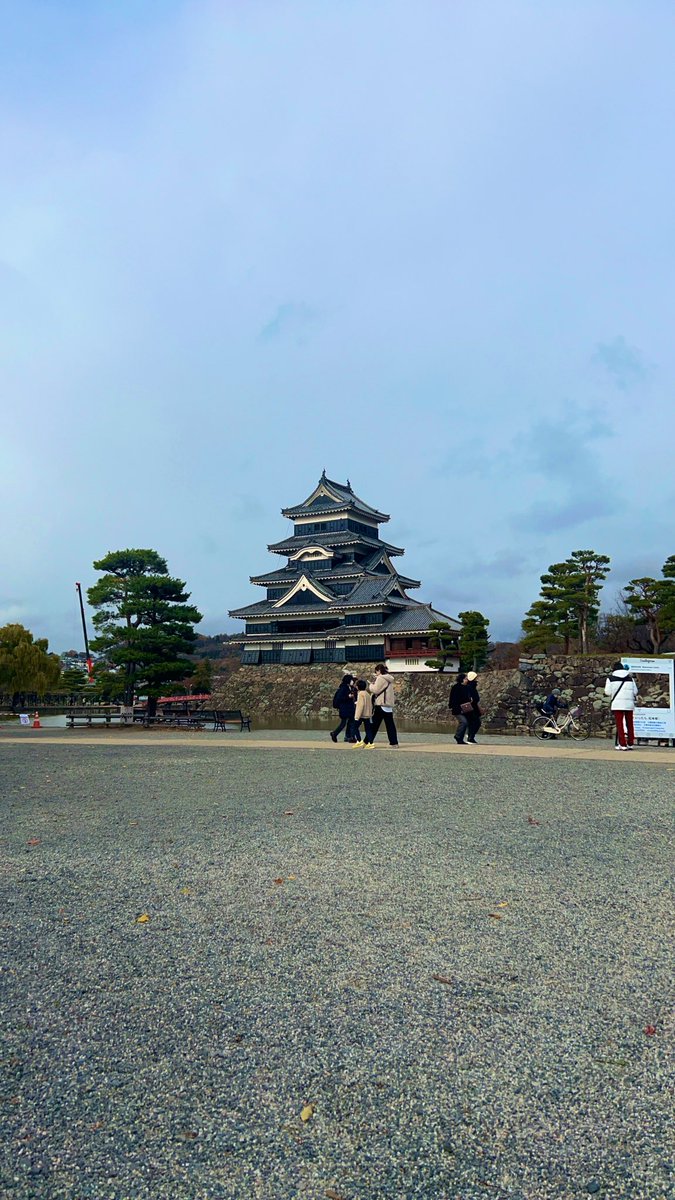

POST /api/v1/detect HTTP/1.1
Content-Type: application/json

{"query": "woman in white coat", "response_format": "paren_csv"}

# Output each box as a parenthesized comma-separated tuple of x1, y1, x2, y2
(604, 661, 639, 750)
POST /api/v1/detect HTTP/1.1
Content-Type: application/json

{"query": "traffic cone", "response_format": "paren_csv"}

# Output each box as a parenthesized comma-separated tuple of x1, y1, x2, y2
(33, 711, 41, 729)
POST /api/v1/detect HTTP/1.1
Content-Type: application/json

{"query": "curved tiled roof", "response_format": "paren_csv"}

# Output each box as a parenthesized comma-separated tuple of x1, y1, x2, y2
(268, 532, 404, 556)
(282, 474, 390, 522)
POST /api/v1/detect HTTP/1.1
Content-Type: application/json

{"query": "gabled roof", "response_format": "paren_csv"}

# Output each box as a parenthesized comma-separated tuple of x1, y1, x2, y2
(281, 472, 390, 523)
(271, 573, 336, 608)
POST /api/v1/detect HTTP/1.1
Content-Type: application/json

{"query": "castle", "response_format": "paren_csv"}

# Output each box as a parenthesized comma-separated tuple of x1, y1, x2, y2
(230, 472, 460, 671)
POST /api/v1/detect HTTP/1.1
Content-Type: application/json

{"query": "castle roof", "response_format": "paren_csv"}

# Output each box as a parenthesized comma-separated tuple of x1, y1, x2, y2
(267, 531, 404, 556)
(281, 472, 389, 522)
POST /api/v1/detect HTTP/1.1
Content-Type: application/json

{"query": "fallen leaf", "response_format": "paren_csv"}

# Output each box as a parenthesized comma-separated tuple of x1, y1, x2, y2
(135, 913, 150, 924)
(273, 877, 284, 885)
(527, 816, 541, 825)
(287, 874, 297, 881)
(488, 913, 502, 920)
(644, 1025, 657, 1036)
(26, 838, 41, 847)
(177, 1129, 198, 1140)
(432, 974, 453, 985)
(180, 887, 191, 896)
(283, 810, 295, 816)
(90, 1121, 104, 1131)
(300, 1104, 314, 1122)
(325, 1190, 347, 1200)
(496, 902, 509, 909)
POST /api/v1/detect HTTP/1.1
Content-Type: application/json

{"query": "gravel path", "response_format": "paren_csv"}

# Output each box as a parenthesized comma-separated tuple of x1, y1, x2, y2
(1, 740, 672, 1200)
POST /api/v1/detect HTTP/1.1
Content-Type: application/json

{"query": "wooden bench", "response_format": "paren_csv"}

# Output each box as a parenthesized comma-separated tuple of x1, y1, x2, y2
(66, 708, 121, 727)
(213, 709, 252, 732)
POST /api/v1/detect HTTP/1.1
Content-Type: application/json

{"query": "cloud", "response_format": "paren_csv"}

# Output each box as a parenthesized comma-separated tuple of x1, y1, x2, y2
(593, 336, 650, 390)
(258, 303, 319, 344)
(518, 495, 615, 533)
(512, 407, 620, 532)
(464, 551, 531, 578)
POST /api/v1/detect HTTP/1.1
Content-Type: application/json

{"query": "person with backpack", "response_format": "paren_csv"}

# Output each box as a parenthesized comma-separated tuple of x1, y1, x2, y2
(604, 661, 639, 750)
(330, 672, 358, 743)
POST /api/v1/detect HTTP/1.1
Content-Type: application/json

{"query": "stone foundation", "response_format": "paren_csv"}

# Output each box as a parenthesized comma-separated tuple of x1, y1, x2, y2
(211, 656, 669, 733)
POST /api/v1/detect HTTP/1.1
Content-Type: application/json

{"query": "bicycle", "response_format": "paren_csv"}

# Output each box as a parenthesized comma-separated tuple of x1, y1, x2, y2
(531, 704, 590, 741)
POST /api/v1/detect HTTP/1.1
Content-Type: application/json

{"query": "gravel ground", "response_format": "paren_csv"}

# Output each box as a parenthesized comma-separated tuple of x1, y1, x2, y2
(0, 739, 672, 1200)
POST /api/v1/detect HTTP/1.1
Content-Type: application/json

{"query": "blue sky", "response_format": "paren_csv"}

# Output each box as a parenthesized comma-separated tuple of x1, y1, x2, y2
(2, 0, 674, 650)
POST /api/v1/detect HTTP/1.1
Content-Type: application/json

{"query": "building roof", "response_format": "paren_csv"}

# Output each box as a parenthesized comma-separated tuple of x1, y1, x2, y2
(383, 606, 461, 633)
(268, 531, 404, 556)
(281, 473, 390, 523)
(228, 601, 459, 641)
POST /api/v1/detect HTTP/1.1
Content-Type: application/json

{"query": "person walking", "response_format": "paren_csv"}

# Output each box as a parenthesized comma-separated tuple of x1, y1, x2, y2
(363, 664, 398, 746)
(449, 670, 482, 743)
(352, 679, 374, 746)
(604, 661, 639, 750)
(330, 672, 358, 743)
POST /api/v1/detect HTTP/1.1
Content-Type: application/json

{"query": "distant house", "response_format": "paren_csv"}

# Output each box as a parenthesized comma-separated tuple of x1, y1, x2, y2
(229, 472, 460, 672)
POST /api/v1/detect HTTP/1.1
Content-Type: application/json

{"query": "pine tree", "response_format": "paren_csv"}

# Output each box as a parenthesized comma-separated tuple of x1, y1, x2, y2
(458, 611, 490, 670)
(87, 549, 202, 714)
(424, 621, 459, 672)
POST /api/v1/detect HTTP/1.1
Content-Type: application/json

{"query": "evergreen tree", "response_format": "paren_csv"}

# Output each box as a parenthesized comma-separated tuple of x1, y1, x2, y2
(623, 558, 675, 654)
(458, 610, 490, 670)
(87, 549, 202, 714)
(60, 666, 89, 694)
(189, 657, 213, 694)
(0, 624, 61, 710)
(568, 550, 610, 652)
(521, 551, 609, 654)
(424, 621, 459, 672)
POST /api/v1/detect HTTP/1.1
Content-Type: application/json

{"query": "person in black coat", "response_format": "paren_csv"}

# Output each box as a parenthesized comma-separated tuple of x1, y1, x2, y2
(330, 673, 358, 742)
(448, 670, 482, 744)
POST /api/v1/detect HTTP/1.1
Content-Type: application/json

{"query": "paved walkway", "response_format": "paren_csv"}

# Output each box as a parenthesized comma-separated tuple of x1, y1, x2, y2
(2, 728, 673, 766)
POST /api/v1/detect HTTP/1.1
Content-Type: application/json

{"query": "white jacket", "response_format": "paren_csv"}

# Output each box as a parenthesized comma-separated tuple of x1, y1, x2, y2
(604, 669, 638, 711)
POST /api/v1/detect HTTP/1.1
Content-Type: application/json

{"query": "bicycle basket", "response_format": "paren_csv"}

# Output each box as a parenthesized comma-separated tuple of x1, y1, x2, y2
(570, 705, 581, 717)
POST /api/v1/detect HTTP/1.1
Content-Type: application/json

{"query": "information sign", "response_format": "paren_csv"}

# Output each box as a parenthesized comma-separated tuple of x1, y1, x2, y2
(621, 657, 675, 739)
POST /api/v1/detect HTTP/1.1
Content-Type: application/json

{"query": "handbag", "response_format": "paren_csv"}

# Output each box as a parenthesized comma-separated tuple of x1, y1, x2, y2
(459, 700, 474, 714)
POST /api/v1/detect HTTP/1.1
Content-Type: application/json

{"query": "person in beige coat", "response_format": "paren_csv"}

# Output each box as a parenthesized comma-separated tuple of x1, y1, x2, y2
(363, 663, 399, 747)
(353, 679, 374, 746)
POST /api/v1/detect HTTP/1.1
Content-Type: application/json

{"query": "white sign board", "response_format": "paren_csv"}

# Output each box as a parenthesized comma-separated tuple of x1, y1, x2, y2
(621, 657, 675, 739)
(19, 713, 30, 726)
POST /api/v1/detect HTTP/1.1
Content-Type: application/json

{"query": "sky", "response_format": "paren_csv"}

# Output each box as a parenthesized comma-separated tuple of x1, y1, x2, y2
(2, 0, 674, 651)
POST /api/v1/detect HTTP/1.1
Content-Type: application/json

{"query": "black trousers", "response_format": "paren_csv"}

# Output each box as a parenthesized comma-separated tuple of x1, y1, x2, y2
(332, 715, 359, 741)
(366, 707, 398, 745)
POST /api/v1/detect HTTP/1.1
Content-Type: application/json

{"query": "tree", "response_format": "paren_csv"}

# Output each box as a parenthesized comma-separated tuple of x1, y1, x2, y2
(458, 610, 490, 670)
(189, 657, 213, 694)
(424, 621, 459, 672)
(0, 624, 61, 710)
(60, 666, 89, 694)
(568, 550, 610, 652)
(622, 578, 671, 655)
(87, 549, 202, 714)
(521, 551, 610, 654)
(622, 557, 675, 654)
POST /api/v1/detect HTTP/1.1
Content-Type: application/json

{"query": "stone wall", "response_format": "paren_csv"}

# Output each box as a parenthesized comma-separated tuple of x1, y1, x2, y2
(211, 656, 669, 732)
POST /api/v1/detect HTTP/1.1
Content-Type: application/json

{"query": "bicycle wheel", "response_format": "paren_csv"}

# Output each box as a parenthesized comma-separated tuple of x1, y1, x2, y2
(569, 718, 590, 741)
(532, 716, 557, 740)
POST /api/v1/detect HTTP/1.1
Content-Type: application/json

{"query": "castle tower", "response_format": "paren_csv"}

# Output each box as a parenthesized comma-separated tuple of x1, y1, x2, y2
(229, 472, 460, 670)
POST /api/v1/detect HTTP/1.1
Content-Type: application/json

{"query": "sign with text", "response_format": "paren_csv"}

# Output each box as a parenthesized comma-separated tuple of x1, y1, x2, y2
(621, 657, 675, 739)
